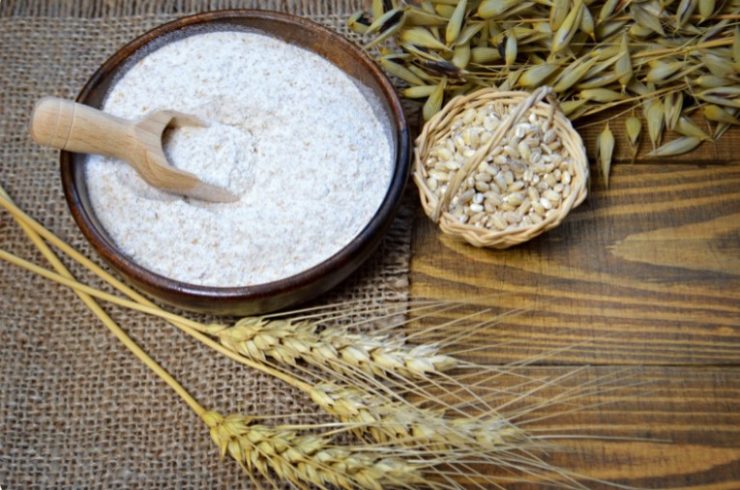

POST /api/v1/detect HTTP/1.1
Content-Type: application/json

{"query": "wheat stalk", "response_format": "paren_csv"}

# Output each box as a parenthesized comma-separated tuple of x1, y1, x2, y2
(0, 244, 633, 489)
(0, 242, 532, 457)
(0, 192, 581, 480)
(0, 234, 553, 488)
(0, 188, 486, 490)
(0, 188, 646, 489)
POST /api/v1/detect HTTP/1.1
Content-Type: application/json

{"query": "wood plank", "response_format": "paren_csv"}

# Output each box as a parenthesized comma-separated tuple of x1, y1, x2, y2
(409, 163, 740, 365)
(461, 366, 740, 489)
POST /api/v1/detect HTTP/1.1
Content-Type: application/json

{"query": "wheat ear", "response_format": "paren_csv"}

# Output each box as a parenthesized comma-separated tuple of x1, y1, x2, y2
(0, 247, 533, 458)
(207, 316, 457, 379)
(0, 194, 489, 416)
(203, 411, 424, 490)
(0, 243, 529, 458)
(309, 382, 527, 450)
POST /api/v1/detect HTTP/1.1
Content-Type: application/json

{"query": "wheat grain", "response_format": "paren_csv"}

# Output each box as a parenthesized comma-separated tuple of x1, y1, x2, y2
(625, 115, 642, 149)
(348, 11, 371, 34)
(420, 96, 579, 234)
(478, 0, 518, 19)
(645, 99, 665, 149)
(675, 116, 712, 140)
(553, 58, 597, 93)
(424, 78, 447, 121)
(615, 33, 633, 89)
(445, 0, 466, 44)
(518, 64, 559, 89)
(400, 27, 450, 51)
(550, 0, 569, 30)
(551, 0, 584, 53)
(704, 104, 740, 125)
(404, 7, 447, 27)
(378, 58, 424, 86)
(666, 92, 684, 130)
(676, 0, 699, 28)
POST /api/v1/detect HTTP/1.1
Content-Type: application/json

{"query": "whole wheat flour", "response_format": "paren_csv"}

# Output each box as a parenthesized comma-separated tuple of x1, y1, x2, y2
(86, 30, 393, 287)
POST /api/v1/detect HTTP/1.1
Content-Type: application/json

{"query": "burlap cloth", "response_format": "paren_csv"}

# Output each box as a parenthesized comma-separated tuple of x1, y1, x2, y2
(0, 1, 416, 487)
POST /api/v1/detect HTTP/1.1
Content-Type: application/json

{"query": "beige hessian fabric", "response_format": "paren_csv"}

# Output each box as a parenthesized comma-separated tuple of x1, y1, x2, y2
(0, 1, 415, 487)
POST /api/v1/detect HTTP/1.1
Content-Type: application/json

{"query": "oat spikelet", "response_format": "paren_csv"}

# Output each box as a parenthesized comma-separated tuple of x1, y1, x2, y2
(648, 136, 702, 156)
(203, 411, 423, 490)
(597, 123, 615, 188)
(208, 316, 458, 380)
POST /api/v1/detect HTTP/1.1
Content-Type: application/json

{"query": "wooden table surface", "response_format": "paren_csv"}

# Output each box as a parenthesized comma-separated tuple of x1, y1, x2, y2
(407, 125, 740, 488)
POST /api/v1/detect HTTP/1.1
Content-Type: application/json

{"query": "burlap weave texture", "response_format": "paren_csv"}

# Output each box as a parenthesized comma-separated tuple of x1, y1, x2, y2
(0, 1, 414, 487)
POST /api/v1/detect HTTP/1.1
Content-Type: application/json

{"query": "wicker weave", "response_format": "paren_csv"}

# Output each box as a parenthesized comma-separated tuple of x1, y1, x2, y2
(413, 87, 589, 249)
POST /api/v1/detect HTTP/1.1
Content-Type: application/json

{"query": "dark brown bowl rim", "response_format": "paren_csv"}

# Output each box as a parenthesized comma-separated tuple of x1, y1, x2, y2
(61, 9, 409, 305)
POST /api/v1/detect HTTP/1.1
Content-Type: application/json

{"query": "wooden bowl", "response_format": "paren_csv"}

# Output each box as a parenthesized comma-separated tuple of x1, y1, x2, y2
(61, 10, 410, 315)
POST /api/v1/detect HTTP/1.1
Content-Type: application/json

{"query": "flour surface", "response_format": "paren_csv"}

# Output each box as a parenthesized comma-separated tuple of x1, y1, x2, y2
(86, 30, 393, 287)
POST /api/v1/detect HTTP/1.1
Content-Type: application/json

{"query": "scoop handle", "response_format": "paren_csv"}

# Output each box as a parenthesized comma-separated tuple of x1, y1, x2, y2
(30, 97, 132, 159)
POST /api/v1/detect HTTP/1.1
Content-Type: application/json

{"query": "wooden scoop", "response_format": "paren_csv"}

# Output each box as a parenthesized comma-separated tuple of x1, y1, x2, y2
(30, 97, 239, 203)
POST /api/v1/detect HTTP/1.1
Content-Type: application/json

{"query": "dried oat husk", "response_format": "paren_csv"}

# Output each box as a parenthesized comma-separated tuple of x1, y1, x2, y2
(414, 86, 588, 248)
(355, 0, 740, 184)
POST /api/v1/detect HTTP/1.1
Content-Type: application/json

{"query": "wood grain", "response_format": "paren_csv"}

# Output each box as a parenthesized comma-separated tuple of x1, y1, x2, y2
(481, 366, 740, 490)
(408, 154, 740, 487)
(430, 366, 740, 489)
(410, 163, 740, 365)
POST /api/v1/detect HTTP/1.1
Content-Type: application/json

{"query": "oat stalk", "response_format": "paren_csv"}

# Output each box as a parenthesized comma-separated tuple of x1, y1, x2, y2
(353, 0, 740, 178)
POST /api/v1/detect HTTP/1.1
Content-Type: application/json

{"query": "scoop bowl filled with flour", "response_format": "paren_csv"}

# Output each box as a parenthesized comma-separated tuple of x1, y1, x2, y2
(61, 11, 409, 314)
